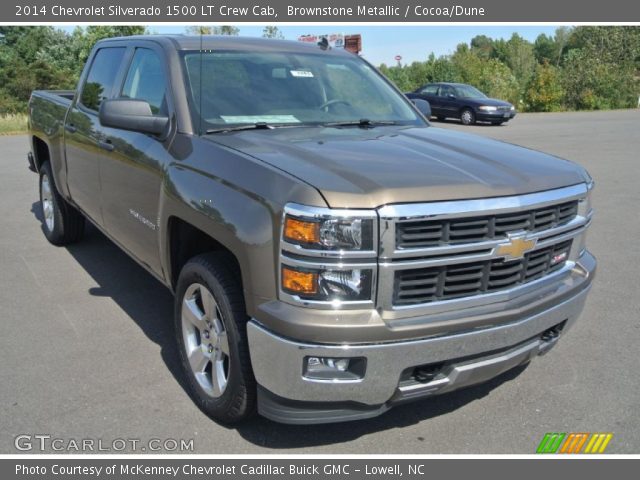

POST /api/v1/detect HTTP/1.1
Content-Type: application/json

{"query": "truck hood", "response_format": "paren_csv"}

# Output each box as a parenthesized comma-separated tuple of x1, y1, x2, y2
(207, 125, 587, 209)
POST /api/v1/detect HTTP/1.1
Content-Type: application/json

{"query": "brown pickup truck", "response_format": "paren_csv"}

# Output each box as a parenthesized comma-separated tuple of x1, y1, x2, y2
(28, 35, 596, 424)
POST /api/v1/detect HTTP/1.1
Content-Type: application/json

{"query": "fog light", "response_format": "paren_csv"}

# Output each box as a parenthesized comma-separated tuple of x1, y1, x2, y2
(304, 356, 366, 381)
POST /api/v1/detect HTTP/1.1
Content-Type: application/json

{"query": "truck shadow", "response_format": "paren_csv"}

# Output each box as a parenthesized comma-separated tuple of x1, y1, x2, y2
(30, 202, 528, 449)
(30, 202, 188, 395)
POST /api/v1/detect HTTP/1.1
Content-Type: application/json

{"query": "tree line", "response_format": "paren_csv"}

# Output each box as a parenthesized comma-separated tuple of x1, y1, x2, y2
(0, 26, 638, 115)
(379, 27, 640, 112)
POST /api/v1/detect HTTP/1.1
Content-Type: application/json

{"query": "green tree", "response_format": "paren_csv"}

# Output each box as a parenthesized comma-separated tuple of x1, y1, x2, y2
(502, 33, 536, 96)
(525, 61, 564, 111)
(185, 26, 240, 36)
(533, 34, 557, 64)
(378, 64, 413, 92)
(0, 27, 77, 113)
(561, 27, 639, 110)
(470, 35, 495, 59)
(262, 26, 284, 39)
(451, 44, 520, 105)
(553, 27, 572, 66)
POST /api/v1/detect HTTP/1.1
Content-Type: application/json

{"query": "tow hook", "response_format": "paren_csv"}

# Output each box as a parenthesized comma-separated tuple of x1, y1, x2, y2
(538, 321, 567, 355)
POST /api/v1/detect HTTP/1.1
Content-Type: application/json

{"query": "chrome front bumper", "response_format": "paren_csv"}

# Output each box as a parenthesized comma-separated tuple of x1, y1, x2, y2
(248, 251, 595, 424)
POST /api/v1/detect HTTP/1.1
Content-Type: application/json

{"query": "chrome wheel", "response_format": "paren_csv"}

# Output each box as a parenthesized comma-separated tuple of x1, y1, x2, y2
(181, 283, 230, 398)
(461, 109, 474, 125)
(41, 174, 54, 232)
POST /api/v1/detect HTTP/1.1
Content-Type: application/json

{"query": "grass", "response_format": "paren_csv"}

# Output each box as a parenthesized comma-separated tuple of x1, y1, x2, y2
(0, 114, 28, 135)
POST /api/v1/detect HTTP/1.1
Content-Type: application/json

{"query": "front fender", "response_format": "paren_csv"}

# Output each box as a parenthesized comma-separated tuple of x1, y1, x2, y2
(157, 136, 326, 317)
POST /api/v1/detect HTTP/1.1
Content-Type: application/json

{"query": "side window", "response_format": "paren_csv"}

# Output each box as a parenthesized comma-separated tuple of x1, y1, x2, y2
(80, 47, 126, 111)
(440, 85, 454, 97)
(121, 48, 168, 116)
(420, 85, 438, 95)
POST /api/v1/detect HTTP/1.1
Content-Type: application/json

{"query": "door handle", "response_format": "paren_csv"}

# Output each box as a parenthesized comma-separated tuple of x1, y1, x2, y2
(98, 140, 114, 152)
(65, 124, 77, 133)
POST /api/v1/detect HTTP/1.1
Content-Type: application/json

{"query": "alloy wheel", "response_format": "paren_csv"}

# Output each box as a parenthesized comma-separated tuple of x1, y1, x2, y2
(41, 174, 55, 232)
(181, 283, 230, 398)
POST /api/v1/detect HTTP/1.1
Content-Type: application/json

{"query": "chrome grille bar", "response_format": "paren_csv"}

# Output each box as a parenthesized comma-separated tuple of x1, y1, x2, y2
(376, 183, 592, 320)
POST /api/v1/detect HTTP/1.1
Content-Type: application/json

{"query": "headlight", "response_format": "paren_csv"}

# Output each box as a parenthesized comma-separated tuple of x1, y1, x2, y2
(280, 204, 378, 307)
(284, 215, 370, 250)
(478, 106, 497, 111)
(282, 208, 375, 252)
(510, 105, 515, 111)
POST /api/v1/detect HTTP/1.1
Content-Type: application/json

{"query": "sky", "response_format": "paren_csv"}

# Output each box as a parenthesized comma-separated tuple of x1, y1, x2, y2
(62, 25, 561, 65)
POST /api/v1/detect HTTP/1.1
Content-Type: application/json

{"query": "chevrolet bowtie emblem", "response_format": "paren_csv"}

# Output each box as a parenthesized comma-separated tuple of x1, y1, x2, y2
(495, 234, 537, 260)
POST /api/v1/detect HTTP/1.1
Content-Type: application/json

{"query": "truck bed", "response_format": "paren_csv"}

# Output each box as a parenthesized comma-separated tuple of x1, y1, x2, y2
(28, 90, 76, 178)
(29, 90, 75, 141)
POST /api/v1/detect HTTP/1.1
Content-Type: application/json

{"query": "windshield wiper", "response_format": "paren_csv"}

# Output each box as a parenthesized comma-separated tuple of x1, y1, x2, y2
(205, 122, 273, 134)
(323, 119, 398, 128)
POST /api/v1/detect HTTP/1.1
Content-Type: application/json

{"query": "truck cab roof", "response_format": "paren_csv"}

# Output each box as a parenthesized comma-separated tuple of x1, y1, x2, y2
(97, 34, 353, 56)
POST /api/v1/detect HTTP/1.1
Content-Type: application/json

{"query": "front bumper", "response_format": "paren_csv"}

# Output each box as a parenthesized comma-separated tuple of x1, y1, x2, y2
(248, 251, 595, 424)
(476, 110, 516, 122)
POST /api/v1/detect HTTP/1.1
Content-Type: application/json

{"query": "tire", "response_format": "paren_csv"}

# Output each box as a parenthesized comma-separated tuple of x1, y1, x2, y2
(174, 252, 256, 424)
(39, 161, 84, 245)
(460, 108, 476, 126)
(436, 116, 446, 121)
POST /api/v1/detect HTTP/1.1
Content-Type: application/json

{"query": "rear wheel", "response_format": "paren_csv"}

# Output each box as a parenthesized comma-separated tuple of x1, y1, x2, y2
(39, 161, 84, 245)
(175, 252, 256, 424)
(460, 108, 476, 126)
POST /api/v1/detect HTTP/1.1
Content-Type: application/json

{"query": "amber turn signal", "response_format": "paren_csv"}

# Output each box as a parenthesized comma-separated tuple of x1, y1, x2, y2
(284, 216, 320, 244)
(282, 267, 318, 295)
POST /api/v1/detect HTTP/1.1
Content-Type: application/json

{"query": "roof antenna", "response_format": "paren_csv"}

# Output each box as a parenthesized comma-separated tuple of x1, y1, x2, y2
(317, 36, 329, 50)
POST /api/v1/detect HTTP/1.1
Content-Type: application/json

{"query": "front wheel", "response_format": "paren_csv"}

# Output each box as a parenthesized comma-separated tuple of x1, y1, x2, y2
(175, 253, 256, 424)
(460, 108, 476, 126)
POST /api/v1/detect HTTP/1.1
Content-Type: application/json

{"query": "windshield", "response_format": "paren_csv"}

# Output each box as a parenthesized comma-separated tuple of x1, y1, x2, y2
(454, 85, 487, 98)
(182, 50, 424, 132)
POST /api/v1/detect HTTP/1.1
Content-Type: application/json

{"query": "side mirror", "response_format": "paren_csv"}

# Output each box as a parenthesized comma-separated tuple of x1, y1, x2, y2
(411, 98, 432, 118)
(99, 99, 168, 135)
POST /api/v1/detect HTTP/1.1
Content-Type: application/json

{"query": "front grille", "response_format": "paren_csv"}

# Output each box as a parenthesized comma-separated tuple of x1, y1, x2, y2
(396, 201, 578, 249)
(393, 240, 572, 306)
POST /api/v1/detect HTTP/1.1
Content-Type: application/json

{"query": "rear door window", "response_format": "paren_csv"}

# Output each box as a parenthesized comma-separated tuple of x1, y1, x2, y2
(80, 47, 126, 111)
(420, 85, 439, 95)
(121, 48, 168, 116)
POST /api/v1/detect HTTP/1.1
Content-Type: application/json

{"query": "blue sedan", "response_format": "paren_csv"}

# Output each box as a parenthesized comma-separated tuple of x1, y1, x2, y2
(406, 82, 516, 125)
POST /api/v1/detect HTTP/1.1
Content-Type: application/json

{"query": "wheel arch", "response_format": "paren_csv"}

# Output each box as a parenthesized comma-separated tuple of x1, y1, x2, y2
(167, 217, 243, 293)
(31, 135, 50, 173)
(459, 105, 476, 115)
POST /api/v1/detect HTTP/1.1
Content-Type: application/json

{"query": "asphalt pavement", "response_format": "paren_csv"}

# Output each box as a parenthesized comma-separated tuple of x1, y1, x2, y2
(1, 109, 639, 453)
